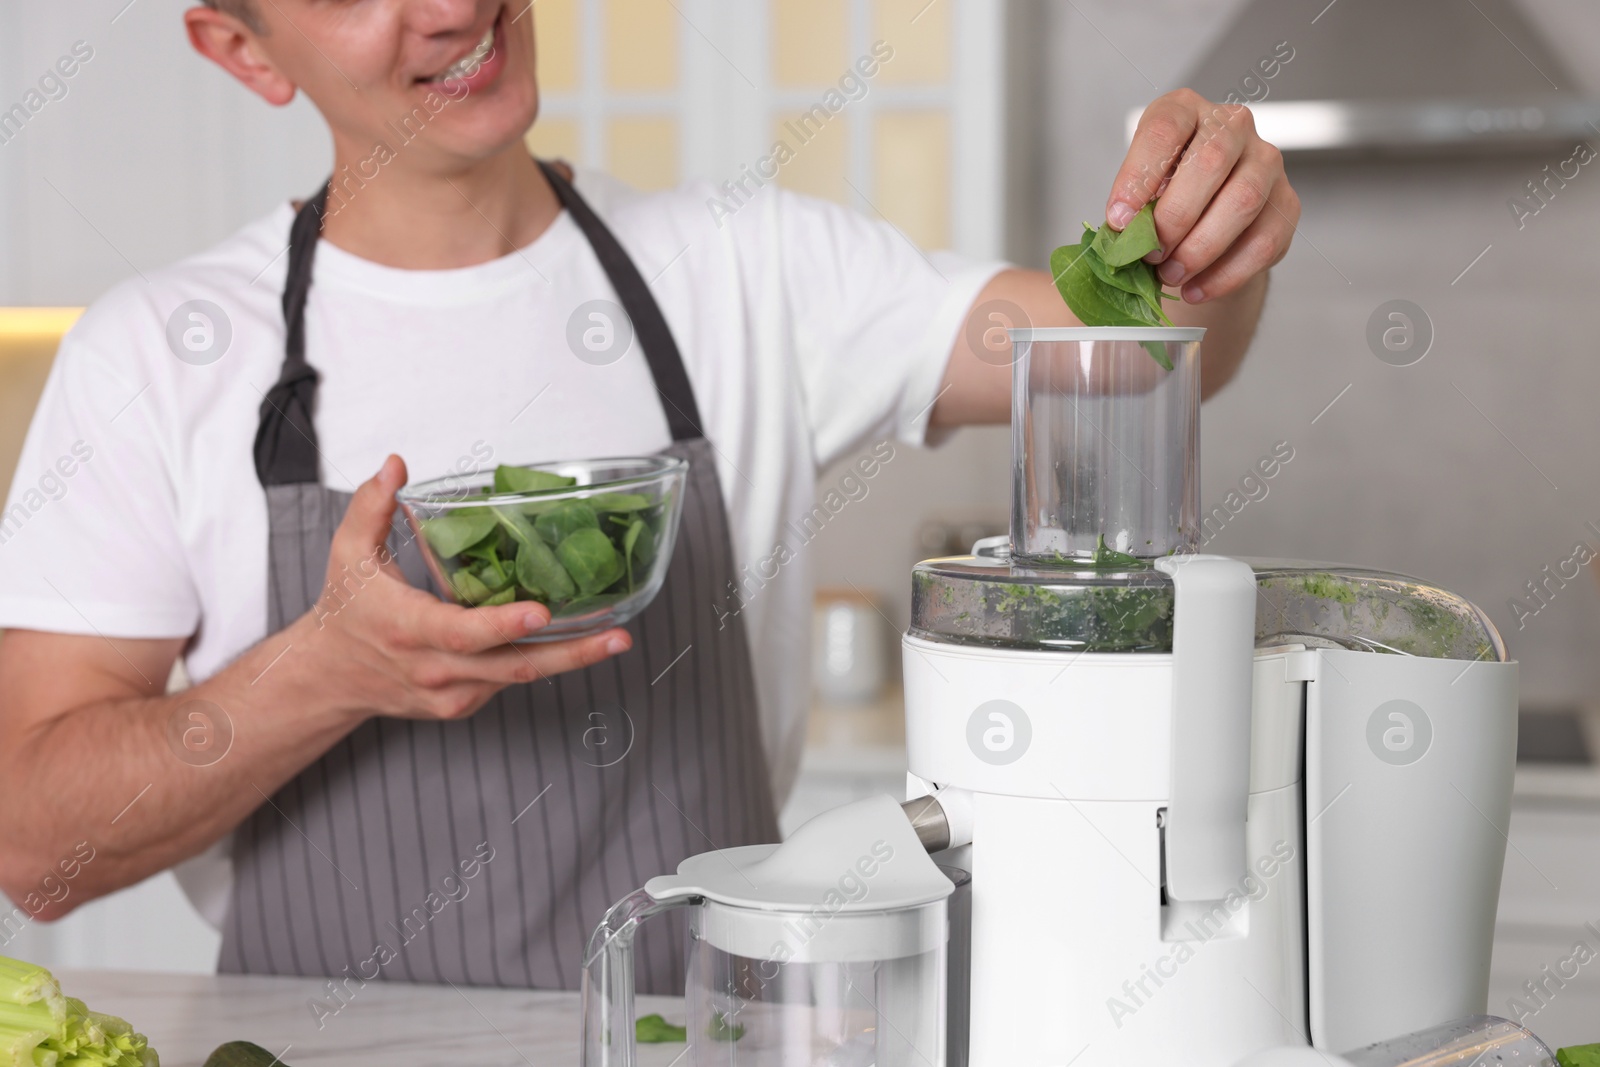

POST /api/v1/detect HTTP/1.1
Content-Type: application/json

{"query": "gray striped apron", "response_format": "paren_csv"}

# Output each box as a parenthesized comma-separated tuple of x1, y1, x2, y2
(218, 162, 779, 993)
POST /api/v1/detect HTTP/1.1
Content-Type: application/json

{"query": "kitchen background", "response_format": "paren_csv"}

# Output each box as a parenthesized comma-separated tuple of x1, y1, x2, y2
(1, 0, 1597, 1042)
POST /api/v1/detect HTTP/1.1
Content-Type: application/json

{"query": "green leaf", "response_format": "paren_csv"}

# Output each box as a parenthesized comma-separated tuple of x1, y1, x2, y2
(1141, 339, 1175, 371)
(1049, 199, 1177, 371)
(555, 592, 626, 617)
(486, 557, 517, 592)
(1557, 1045, 1600, 1067)
(516, 537, 575, 602)
(631, 519, 658, 574)
(449, 567, 495, 605)
(622, 518, 646, 591)
(1092, 201, 1159, 268)
(708, 1011, 746, 1042)
(585, 491, 652, 511)
(1051, 242, 1157, 329)
(460, 536, 500, 563)
(556, 528, 625, 597)
(420, 508, 498, 559)
(1089, 534, 1144, 569)
(480, 587, 516, 606)
(1080, 243, 1168, 323)
(1076, 239, 1171, 328)
(534, 501, 600, 546)
(635, 1014, 687, 1044)
(460, 540, 516, 592)
(493, 464, 578, 494)
(492, 505, 576, 602)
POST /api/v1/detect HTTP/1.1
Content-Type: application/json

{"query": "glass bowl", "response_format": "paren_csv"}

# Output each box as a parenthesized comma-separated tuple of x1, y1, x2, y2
(398, 456, 687, 641)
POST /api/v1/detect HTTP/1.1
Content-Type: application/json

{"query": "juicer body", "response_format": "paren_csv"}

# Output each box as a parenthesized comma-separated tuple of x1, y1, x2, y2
(901, 635, 1518, 1065)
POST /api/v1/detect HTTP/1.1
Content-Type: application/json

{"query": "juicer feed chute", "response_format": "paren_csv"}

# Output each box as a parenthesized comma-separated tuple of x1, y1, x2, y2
(1009, 327, 1202, 563)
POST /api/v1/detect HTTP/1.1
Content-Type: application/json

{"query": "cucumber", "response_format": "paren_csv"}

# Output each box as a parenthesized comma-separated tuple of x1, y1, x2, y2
(203, 1041, 292, 1067)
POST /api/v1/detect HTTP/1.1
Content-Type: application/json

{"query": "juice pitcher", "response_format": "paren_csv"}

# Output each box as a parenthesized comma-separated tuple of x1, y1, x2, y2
(581, 795, 956, 1067)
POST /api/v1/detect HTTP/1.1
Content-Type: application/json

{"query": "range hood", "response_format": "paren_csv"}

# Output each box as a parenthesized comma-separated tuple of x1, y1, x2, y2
(1130, 0, 1600, 157)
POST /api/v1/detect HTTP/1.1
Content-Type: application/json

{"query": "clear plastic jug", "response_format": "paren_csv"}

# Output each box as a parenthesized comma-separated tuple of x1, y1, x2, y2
(582, 795, 955, 1067)
(1341, 1015, 1557, 1067)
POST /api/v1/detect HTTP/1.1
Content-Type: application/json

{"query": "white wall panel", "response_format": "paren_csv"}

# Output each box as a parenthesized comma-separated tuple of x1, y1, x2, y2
(0, 0, 328, 305)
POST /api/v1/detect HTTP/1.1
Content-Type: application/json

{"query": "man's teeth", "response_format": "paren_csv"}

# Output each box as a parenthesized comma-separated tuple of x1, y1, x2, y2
(437, 25, 494, 80)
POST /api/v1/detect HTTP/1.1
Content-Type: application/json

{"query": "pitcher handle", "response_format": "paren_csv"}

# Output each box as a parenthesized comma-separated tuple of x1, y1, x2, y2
(581, 887, 697, 1067)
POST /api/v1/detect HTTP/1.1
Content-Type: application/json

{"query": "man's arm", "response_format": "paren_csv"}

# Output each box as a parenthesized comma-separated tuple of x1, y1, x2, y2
(932, 89, 1296, 428)
(0, 456, 628, 918)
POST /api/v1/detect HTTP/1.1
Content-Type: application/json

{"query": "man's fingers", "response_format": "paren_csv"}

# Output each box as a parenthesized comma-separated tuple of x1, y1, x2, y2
(1105, 90, 1203, 229)
(407, 598, 556, 655)
(1181, 180, 1300, 302)
(332, 455, 408, 563)
(1148, 106, 1254, 265)
(1156, 139, 1284, 292)
(414, 629, 633, 690)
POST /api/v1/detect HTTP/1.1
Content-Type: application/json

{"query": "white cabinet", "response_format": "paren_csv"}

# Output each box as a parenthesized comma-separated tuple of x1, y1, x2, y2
(1488, 770, 1600, 1049)
(2, 871, 219, 974)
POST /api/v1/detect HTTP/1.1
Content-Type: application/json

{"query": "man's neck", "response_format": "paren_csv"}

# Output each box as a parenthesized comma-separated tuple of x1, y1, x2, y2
(316, 142, 561, 270)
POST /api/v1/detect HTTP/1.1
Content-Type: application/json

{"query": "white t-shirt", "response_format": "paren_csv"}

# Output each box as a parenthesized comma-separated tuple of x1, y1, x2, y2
(0, 168, 1003, 919)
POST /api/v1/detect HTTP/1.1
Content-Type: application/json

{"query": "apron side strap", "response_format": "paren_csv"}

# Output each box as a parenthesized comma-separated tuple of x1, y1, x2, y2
(536, 160, 705, 443)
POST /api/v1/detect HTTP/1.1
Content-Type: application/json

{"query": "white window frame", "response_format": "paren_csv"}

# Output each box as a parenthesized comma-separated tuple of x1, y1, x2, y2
(533, 0, 1008, 259)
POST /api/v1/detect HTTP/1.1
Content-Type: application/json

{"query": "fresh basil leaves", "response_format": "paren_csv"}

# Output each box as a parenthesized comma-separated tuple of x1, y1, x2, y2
(1049, 202, 1179, 369)
(419, 464, 664, 616)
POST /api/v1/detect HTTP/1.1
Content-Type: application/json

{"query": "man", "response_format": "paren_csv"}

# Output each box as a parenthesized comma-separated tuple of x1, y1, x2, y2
(0, 0, 1298, 991)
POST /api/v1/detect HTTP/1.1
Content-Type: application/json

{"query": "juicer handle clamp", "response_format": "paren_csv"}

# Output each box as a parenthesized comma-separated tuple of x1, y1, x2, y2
(1154, 554, 1257, 902)
(900, 788, 975, 853)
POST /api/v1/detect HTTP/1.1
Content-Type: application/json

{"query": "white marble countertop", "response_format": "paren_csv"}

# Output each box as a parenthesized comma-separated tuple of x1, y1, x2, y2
(58, 970, 687, 1067)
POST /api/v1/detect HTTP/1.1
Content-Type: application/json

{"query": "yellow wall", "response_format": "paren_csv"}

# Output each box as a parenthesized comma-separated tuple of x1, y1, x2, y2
(0, 309, 80, 504)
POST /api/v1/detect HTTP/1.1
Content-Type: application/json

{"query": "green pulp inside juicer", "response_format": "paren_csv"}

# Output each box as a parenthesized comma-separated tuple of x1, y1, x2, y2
(910, 551, 1504, 662)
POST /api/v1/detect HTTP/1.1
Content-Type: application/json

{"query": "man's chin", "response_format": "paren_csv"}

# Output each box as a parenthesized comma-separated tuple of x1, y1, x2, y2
(399, 87, 540, 163)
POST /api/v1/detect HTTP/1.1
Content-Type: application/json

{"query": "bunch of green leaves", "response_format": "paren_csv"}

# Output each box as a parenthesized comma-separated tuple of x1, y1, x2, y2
(0, 956, 158, 1067)
(1049, 201, 1179, 369)
(419, 465, 662, 618)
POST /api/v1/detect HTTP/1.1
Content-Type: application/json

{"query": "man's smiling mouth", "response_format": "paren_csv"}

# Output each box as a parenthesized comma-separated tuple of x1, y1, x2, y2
(419, 17, 497, 84)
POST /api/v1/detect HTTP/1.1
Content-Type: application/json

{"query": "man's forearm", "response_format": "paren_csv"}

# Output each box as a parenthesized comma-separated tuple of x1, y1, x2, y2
(1, 455, 619, 921)
(1168, 270, 1268, 400)
(0, 614, 362, 919)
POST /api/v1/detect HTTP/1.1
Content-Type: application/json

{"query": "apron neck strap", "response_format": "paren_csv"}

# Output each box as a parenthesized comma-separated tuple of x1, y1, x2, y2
(535, 160, 703, 443)
(254, 160, 704, 488)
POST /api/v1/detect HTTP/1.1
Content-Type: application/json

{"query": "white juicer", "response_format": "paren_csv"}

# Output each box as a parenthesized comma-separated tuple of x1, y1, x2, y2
(899, 327, 1519, 1064)
(581, 326, 1520, 1066)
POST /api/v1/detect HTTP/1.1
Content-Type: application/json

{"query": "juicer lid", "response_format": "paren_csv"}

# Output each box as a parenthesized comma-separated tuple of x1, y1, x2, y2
(643, 794, 954, 913)
(1008, 326, 1206, 342)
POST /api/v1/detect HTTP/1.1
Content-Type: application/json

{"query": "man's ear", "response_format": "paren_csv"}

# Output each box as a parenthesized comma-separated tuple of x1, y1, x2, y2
(184, 5, 296, 106)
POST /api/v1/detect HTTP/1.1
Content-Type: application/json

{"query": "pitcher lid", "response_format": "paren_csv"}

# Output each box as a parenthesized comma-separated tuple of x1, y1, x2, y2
(644, 794, 954, 913)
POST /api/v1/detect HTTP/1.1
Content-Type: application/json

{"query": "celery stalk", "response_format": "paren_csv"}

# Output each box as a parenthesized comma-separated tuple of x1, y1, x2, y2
(0, 958, 156, 1067)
